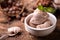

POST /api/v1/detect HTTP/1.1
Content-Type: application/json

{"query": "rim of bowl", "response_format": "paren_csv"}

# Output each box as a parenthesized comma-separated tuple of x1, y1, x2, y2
(24, 13, 57, 30)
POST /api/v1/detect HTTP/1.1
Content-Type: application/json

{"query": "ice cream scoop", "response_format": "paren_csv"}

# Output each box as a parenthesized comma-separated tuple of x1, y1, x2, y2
(36, 19, 52, 29)
(30, 8, 49, 25)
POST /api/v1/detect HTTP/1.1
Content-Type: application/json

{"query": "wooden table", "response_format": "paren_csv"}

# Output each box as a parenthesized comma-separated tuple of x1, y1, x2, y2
(0, 10, 60, 40)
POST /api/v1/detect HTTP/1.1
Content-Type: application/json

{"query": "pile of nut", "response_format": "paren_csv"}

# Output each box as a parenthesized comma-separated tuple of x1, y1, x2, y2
(0, 0, 25, 23)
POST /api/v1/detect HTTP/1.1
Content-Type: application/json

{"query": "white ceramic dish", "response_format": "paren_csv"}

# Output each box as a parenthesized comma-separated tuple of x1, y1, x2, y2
(24, 13, 57, 36)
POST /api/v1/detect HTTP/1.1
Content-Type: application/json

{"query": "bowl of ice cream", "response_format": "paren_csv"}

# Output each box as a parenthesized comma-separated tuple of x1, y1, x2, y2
(24, 8, 57, 36)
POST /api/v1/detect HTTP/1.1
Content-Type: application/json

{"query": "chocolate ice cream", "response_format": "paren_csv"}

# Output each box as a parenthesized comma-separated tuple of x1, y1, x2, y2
(30, 8, 49, 25)
(29, 8, 52, 28)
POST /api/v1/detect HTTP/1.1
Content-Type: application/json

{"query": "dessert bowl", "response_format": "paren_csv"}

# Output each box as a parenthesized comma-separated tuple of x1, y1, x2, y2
(24, 13, 57, 36)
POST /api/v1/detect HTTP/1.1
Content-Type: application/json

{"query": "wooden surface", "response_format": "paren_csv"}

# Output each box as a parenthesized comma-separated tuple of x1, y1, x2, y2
(0, 10, 60, 40)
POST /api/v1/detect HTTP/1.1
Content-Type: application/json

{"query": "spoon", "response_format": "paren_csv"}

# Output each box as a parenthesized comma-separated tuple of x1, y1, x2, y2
(0, 27, 22, 40)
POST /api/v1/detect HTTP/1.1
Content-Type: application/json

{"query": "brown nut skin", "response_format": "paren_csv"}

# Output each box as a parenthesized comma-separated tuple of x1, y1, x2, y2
(36, 19, 52, 29)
